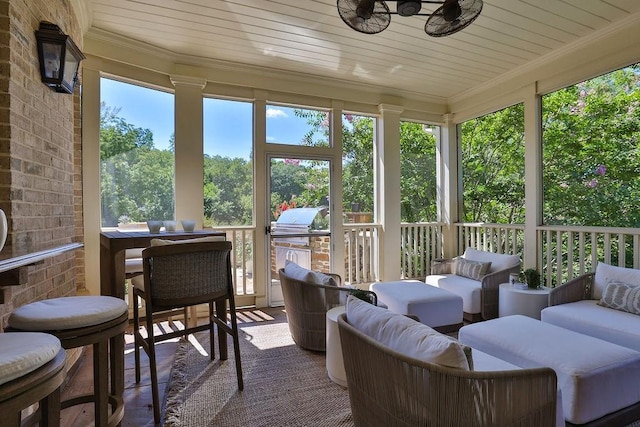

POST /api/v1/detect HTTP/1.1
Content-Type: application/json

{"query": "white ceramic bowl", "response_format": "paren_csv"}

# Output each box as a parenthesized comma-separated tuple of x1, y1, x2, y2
(163, 220, 177, 232)
(181, 220, 196, 232)
(146, 220, 163, 233)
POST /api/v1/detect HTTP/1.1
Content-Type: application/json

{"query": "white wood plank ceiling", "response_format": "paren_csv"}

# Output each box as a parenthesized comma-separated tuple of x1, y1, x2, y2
(86, 0, 640, 101)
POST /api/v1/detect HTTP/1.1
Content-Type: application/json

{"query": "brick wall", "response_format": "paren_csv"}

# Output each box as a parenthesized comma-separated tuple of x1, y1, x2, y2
(0, 0, 83, 327)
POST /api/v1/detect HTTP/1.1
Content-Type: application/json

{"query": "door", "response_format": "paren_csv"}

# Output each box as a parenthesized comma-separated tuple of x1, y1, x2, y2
(267, 156, 332, 306)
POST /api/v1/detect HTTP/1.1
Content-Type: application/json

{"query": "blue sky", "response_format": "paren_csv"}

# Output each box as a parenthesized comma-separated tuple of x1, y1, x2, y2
(100, 78, 323, 160)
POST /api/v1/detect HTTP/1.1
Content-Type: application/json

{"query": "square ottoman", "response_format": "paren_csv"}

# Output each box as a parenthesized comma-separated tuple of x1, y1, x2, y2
(458, 315, 640, 425)
(369, 280, 463, 333)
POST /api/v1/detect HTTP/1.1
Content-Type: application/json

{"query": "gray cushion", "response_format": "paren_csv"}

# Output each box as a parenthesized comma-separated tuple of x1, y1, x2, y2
(455, 258, 491, 280)
(599, 281, 640, 315)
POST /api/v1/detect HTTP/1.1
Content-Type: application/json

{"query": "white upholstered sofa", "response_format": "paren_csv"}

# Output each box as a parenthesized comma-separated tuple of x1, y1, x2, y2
(541, 261, 640, 352)
(425, 248, 521, 322)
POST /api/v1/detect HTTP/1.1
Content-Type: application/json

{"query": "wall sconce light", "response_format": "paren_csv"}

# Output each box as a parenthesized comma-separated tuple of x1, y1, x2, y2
(35, 22, 86, 94)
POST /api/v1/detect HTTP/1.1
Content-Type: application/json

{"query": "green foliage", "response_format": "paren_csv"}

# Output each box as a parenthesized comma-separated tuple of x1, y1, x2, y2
(522, 268, 541, 289)
(100, 103, 174, 226)
(542, 65, 640, 227)
(460, 104, 526, 224)
(204, 155, 252, 226)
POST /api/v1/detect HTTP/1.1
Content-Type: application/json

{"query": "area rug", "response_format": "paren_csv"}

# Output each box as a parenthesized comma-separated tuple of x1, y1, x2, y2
(163, 309, 353, 426)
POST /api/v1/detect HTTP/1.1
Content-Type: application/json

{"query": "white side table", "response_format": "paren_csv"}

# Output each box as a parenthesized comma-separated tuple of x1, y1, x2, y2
(498, 283, 551, 320)
(326, 305, 347, 387)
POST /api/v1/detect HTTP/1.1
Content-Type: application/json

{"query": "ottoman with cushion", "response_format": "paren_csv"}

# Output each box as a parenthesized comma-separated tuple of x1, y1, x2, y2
(458, 314, 640, 425)
(370, 280, 463, 333)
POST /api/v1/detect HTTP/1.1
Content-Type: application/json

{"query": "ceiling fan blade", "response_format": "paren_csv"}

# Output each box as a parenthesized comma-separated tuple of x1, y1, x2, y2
(337, 0, 391, 34)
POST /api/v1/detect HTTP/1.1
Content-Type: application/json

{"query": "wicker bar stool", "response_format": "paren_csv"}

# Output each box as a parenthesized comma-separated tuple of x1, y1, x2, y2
(0, 332, 66, 427)
(7, 296, 128, 427)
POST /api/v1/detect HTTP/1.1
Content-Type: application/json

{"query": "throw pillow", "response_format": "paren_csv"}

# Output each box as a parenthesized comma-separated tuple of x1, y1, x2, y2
(598, 281, 640, 315)
(593, 261, 640, 300)
(462, 247, 520, 273)
(455, 258, 491, 281)
(345, 296, 472, 370)
(283, 260, 337, 287)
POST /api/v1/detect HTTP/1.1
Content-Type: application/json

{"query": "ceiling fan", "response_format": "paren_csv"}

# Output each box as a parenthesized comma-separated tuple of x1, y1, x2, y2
(336, 0, 483, 37)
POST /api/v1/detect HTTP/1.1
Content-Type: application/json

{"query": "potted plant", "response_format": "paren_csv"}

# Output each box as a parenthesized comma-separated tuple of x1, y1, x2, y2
(521, 268, 541, 290)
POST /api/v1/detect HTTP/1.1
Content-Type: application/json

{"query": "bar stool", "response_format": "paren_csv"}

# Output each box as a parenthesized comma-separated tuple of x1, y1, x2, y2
(0, 332, 65, 427)
(7, 296, 128, 427)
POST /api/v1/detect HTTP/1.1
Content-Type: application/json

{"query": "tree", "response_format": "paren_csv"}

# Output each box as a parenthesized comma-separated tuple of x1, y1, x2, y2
(542, 65, 640, 227)
(460, 104, 526, 224)
(100, 103, 175, 226)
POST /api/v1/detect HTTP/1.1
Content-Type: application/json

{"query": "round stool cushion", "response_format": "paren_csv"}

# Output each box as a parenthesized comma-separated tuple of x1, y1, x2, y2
(0, 332, 61, 386)
(8, 296, 128, 331)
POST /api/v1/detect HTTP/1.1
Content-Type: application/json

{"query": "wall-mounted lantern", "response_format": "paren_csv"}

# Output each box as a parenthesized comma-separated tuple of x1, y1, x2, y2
(35, 22, 86, 94)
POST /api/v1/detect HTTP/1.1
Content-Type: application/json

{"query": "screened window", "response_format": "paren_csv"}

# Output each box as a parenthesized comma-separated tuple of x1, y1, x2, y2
(542, 63, 640, 227)
(266, 105, 329, 147)
(459, 104, 525, 223)
(99, 78, 175, 227)
(202, 98, 253, 226)
(342, 113, 375, 223)
(400, 122, 438, 222)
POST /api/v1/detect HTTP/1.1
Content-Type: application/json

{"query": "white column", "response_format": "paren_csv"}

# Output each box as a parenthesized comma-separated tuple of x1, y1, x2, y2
(439, 113, 459, 258)
(523, 83, 542, 270)
(170, 75, 207, 228)
(253, 90, 268, 307)
(376, 104, 403, 281)
(81, 60, 102, 296)
(330, 101, 345, 279)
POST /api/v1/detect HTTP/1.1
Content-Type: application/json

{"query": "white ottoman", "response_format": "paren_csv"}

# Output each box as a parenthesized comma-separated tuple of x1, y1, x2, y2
(370, 280, 463, 332)
(459, 315, 640, 425)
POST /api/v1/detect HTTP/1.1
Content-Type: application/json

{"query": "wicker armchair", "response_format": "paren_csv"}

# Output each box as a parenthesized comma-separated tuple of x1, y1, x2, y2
(548, 273, 594, 306)
(278, 268, 376, 352)
(133, 240, 243, 424)
(337, 313, 558, 427)
(429, 252, 521, 322)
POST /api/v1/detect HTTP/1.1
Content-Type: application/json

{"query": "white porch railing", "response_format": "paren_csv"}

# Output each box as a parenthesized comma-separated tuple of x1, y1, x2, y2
(343, 223, 380, 284)
(400, 222, 444, 280)
(211, 226, 255, 296)
(538, 225, 640, 288)
(456, 222, 525, 257)
(205, 222, 640, 295)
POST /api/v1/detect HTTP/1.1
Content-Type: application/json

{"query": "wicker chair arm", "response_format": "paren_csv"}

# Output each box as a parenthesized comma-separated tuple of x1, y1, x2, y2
(326, 272, 343, 287)
(481, 264, 521, 320)
(548, 273, 593, 306)
(430, 257, 455, 275)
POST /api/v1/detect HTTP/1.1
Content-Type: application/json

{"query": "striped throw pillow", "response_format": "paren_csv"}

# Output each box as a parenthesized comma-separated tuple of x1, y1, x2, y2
(598, 281, 640, 315)
(455, 258, 492, 281)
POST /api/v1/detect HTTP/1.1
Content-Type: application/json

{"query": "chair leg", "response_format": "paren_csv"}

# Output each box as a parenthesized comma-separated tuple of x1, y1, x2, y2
(229, 305, 244, 391)
(146, 311, 161, 424)
(93, 339, 109, 426)
(40, 387, 61, 427)
(215, 300, 228, 360)
(133, 293, 141, 383)
(209, 303, 215, 361)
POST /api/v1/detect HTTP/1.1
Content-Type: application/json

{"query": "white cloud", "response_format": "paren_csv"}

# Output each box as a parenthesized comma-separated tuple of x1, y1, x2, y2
(266, 108, 288, 119)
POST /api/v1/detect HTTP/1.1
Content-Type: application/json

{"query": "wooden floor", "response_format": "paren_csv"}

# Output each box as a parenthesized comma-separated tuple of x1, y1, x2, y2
(60, 321, 181, 427)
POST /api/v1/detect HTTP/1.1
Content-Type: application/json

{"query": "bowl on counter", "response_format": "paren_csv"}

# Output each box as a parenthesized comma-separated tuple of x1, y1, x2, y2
(146, 220, 163, 233)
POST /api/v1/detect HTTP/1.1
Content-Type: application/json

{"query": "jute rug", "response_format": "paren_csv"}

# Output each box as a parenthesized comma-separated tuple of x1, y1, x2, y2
(162, 308, 353, 426)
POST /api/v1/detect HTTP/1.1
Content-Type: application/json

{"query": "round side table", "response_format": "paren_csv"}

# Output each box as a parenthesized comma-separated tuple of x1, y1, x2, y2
(498, 283, 551, 320)
(326, 305, 347, 387)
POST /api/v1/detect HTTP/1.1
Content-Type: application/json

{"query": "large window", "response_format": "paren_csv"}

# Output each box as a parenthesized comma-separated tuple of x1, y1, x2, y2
(542, 63, 640, 227)
(203, 98, 253, 226)
(400, 122, 438, 222)
(99, 78, 175, 227)
(342, 113, 375, 223)
(459, 104, 525, 223)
